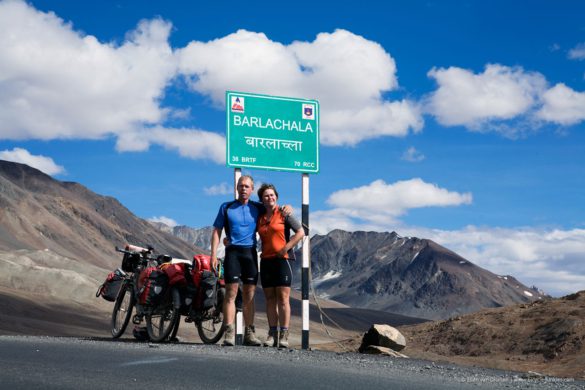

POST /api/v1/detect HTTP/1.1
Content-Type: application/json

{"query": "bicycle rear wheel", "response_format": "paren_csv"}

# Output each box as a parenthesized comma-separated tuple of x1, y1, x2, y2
(146, 289, 180, 342)
(196, 286, 225, 344)
(111, 283, 134, 338)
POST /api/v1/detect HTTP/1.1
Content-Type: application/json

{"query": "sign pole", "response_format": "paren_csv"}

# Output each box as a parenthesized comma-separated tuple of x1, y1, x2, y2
(301, 173, 310, 349)
(233, 168, 244, 346)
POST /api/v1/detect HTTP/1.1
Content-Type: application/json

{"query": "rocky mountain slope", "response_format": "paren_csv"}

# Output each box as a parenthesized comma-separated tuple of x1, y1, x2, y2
(305, 230, 544, 320)
(317, 291, 585, 379)
(154, 223, 545, 320)
(0, 160, 203, 307)
(395, 290, 585, 379)
(149, 222, 215, 255)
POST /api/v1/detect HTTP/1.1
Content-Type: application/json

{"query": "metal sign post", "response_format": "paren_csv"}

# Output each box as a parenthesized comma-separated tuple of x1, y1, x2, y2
(233, 168, 244, 346)
(226, 91, 319, 350)
(301, 173, 310, 349)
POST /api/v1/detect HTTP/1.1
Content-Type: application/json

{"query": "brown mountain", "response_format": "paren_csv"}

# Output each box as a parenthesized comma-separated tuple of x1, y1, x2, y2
(0, 159, 203, 311)
(0, 160, 201, 263)
(303, 230, 546, 320)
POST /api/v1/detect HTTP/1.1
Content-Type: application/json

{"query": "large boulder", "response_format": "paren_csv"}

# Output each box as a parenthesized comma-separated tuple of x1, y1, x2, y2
(359, 324, 407, 352)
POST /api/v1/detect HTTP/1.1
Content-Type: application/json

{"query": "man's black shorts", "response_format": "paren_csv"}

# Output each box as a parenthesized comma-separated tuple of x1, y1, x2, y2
(223, 246, 258, 285)
(260, 258, 293, 288)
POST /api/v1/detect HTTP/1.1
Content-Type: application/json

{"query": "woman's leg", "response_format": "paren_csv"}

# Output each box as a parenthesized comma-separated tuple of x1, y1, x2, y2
(276, 286, 291, 329)
(264, 287, 278, 327)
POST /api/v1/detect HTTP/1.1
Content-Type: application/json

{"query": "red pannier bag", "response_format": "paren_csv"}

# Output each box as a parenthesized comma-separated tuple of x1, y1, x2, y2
(159, 262, 188, 287)
(192, 254, 212, 286)
(192, 254, 218, 309)
(138, 266, 168, 306)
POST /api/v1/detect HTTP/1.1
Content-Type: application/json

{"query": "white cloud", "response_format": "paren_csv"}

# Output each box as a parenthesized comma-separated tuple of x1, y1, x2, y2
(0, 147, 65, 175)
(426, 64, 547, 131)
(204, 182, 232, 196)
(148, 216, 178, 227)
(115, 126, 225, 164)
(536, 83, 585, 125)
(568, 43, 585, 60)
(1, 2, 422, 155)
(177, 29, 423, 146)
(0, 1, 176, 139)
(310, 178, 472, 232)
(401, 146, 425, 162)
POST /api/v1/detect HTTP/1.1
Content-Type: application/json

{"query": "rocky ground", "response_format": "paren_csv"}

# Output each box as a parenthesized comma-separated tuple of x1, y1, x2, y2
(316, 291, 585, 380)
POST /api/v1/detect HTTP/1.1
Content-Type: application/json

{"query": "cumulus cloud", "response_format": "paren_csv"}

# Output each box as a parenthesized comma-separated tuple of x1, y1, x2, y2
(401, 146, 425, 162)
(0, 147, 65, 175)
(1, 2, 422, 156)
(535, 83, 585, 125)
(177, 29, 423, 146)
(0, 1, 176, 140)
(204, 182, 232, 196)
(568, 43, 585, 60)
(425, 63, 585, 131)
(115, 126, 225, 164)
(425, 64, 547, 131)
(310, 178, 472, 231)
(148, 216, 178, 227)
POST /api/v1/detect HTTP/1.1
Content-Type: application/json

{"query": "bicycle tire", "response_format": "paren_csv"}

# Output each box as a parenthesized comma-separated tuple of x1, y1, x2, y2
(146, 288, 180, 342)
(196, 286, 225, 344)
(111, 283, 135, 338)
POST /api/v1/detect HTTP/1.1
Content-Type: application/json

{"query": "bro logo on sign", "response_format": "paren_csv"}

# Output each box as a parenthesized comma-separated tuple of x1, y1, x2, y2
(302, 103, 315, 120)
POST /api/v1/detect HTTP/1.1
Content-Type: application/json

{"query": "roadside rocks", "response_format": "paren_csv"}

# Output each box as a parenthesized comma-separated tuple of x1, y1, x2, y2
(359, 324, 408, 357)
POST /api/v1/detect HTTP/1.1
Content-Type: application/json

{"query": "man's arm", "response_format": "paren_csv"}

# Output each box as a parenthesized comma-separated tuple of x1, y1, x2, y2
(210, 227, 221, 270)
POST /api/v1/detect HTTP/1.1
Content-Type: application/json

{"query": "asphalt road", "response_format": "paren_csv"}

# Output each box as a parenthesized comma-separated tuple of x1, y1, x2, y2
(0, 336, 582, 390)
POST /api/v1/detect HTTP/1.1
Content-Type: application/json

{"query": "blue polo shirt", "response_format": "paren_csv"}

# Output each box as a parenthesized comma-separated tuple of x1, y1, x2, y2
(213, 200, 265, 247)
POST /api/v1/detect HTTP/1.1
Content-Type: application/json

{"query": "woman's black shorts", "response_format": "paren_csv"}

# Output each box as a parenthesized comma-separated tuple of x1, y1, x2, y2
(260, 257, 293, 288)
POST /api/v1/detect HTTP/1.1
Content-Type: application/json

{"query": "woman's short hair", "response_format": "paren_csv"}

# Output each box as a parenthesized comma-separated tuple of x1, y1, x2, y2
(257, 183, 279, 200)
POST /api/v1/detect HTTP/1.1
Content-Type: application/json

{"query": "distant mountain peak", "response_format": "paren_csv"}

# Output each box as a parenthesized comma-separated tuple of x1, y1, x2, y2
(304, 229, 546, 320)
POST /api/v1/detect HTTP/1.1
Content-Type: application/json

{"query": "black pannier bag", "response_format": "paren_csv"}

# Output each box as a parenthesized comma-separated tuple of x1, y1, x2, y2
(96, 269, 125, 302)
(121, 252, 141, 272)
(197, 270, 218, 310)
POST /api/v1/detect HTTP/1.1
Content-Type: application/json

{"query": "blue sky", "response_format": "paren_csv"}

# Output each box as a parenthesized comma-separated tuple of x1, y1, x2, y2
(1, 0, 584, 296)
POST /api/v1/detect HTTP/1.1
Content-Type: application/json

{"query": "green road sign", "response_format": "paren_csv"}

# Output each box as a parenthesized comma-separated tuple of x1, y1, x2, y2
(226, 91, 319, 173)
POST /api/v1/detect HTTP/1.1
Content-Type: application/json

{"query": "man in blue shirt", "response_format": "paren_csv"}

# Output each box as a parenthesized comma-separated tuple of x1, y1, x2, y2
(211, 175, 267, 346)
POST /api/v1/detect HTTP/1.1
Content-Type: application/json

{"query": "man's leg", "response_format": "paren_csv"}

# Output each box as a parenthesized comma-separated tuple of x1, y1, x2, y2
(222, 282, 238, 345)
(242, 283, 256, 326)
(242, 283, 261, 346)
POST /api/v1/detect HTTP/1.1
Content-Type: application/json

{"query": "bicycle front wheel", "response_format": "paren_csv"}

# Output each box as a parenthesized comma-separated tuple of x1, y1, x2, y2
(146, 289, 180, 342)
(196, 287, 225, 344)
(111, 283, 135, 338)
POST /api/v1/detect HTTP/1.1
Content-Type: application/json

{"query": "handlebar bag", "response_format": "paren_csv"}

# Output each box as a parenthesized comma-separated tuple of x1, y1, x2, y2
(121, 252, 141, 272)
